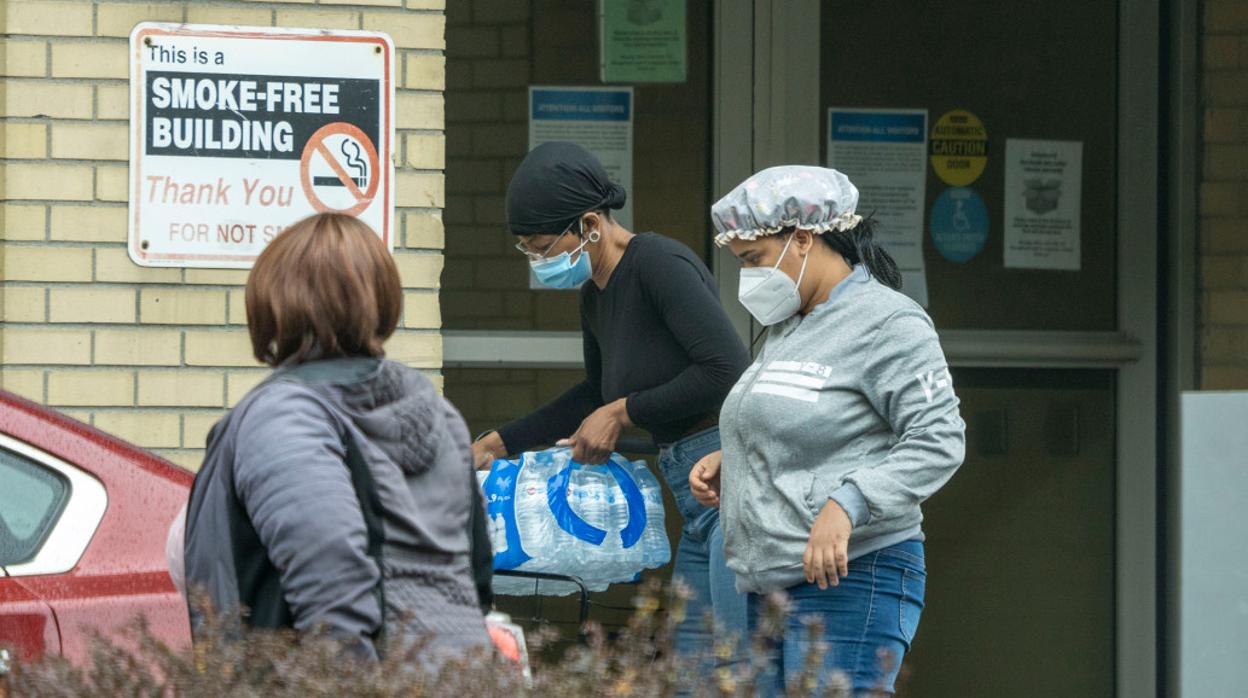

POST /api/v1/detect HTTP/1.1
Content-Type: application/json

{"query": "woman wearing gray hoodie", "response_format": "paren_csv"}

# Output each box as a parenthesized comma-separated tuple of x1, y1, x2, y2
(183, 213, 491, 661)
(690, 167, 966, 695)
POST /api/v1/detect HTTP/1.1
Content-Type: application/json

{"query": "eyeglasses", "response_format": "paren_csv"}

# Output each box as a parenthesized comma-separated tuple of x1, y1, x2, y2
(514, 224, 574, 261)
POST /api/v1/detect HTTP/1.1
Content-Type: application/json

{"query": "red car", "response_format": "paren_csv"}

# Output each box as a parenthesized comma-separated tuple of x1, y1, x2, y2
(0, 390, 192, 671)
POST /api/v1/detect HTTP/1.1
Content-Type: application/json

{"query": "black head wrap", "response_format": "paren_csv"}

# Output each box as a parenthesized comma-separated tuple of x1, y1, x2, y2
(506, 141, 628, 236)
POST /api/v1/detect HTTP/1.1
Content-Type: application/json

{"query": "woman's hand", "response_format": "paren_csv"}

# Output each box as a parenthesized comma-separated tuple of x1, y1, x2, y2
(804, 499, 853, 590)
(471, 431, 507, 471)
(557, 398, 631, 464)
(689, 450, 723, 507)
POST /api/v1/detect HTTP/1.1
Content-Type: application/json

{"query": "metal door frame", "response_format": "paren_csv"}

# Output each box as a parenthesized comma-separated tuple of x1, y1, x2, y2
(712, 1, 1165, 694)
(444, 2, 1178, 693)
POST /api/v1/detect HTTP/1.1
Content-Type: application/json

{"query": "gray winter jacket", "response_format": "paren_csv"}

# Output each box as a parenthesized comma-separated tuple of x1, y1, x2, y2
(183, 357, 489, 659)
(720, 267, 966, 594)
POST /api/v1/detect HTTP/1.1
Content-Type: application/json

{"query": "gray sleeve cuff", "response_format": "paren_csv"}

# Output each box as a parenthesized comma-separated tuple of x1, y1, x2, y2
(829, 483, 871, 528)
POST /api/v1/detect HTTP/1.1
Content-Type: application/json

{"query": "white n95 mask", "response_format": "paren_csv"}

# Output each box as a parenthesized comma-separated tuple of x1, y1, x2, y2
(738, 234, 808, 326)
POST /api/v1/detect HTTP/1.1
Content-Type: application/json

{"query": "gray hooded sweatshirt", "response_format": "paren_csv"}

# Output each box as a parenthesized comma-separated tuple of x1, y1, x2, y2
(719, 267, 966, 594)
(184, 357, 489, 658)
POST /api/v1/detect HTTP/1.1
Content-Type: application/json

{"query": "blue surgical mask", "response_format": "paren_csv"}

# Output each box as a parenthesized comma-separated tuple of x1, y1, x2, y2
(530, 224, 598, 289)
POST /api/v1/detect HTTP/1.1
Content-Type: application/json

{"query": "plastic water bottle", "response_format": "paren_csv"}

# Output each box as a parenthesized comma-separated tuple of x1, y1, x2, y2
(637, 473, 670, 570)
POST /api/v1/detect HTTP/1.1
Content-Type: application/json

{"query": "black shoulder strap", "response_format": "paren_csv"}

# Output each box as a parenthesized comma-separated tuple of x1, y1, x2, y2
(212, 385, 294, 633)
(339, 426, 388, 649)
(468, 468, 494, 610)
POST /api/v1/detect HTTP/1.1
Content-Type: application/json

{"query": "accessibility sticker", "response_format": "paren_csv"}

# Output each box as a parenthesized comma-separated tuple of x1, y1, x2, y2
(128, 23, 394, 268)
(930, 187, 988, 263)
(929, 109, 987, 187)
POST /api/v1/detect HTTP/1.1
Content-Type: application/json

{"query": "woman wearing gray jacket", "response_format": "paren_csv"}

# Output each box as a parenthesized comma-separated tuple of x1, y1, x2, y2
(690, 166, 966, 695)
(183, 213, 490, 661)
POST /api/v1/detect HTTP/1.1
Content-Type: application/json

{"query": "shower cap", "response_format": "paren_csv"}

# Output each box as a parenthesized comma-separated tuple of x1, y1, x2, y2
(711, 165, 863, 246)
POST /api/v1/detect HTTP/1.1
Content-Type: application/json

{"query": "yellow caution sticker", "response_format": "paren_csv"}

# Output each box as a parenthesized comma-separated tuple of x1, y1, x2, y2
(929, 109, 988, 186)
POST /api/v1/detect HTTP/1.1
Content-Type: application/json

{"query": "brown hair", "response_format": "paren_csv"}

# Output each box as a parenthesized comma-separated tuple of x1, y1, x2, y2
(246, 213, 402, 367)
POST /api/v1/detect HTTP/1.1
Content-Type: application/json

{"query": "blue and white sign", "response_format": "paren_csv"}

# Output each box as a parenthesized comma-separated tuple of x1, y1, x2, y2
(529, 86, 633, 231)
(930, 188, 989, 263)
(828, 108, 929, 306)
(528, 86, 634, 289)
(829, 110, 926, 143)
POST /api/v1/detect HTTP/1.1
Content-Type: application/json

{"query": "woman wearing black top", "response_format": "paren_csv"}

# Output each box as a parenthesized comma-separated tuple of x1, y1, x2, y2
(472, 142, 751, 664)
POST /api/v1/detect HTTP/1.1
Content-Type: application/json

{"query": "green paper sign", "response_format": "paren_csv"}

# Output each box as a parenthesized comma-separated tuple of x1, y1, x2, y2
(599, 0, 687, 83)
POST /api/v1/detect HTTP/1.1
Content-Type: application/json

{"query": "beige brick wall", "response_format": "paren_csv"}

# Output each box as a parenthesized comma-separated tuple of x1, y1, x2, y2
(1, 0, 447, 470)
(1199, 0, 1248, 389)
(443, 365, 583, 443)
(441, 0, 537, 331)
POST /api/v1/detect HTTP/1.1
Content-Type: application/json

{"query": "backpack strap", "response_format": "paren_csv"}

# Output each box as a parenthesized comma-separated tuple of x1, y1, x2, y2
(339, 425, 388, 649)
(189, 382, 294, 634)
(468, 467, 494, 610)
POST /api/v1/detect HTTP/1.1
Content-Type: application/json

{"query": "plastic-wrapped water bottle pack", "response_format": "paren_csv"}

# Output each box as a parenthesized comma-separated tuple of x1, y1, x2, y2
(478, 448, 670, 596)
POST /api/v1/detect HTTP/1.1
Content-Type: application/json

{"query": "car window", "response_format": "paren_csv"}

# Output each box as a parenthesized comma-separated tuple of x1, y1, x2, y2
(0, 448, 70, 566)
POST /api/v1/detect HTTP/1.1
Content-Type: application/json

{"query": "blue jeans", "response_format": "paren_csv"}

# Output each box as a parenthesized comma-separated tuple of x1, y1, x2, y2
(747, 540, 926, 696)
(657, 427, 749, 665)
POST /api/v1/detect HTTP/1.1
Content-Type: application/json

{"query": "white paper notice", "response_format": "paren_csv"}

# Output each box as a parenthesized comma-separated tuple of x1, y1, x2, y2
(528, 86, 634, 231)
(827, 108, 929, 306)
(1004, 139, 1083, 270)
(527, 86, 634, 290)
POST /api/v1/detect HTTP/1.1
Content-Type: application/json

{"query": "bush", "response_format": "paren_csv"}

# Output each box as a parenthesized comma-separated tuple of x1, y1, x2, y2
(4, 582, 899, 697)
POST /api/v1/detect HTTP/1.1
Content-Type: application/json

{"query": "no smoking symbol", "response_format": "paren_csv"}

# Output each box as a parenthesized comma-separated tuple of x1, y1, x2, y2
(300, 122, 380, 217)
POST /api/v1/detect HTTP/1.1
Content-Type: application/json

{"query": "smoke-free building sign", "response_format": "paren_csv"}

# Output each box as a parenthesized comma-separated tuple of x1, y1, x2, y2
(128, 23, 394, 268)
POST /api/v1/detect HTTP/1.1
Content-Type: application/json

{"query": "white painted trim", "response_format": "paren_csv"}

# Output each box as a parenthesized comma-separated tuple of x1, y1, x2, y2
(1, 434, 108, 578)
(939, 331, 1142, 368)
(443, 329, 1143, 370)
(443, 330, 583, 369)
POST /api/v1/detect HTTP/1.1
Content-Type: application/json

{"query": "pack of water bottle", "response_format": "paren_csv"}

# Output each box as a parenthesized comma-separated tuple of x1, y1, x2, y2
(478, 447, 670, 596)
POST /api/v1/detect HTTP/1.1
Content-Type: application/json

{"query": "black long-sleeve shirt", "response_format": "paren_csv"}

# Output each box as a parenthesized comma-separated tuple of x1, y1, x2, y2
(498, 233, 750, 452)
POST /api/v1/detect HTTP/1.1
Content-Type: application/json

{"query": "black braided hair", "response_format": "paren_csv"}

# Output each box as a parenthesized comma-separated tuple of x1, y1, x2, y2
(817, 216, 902, 290)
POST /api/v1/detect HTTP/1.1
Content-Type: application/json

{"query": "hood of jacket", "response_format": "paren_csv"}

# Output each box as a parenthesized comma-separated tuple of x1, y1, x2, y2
(274, 357, 444, 476)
